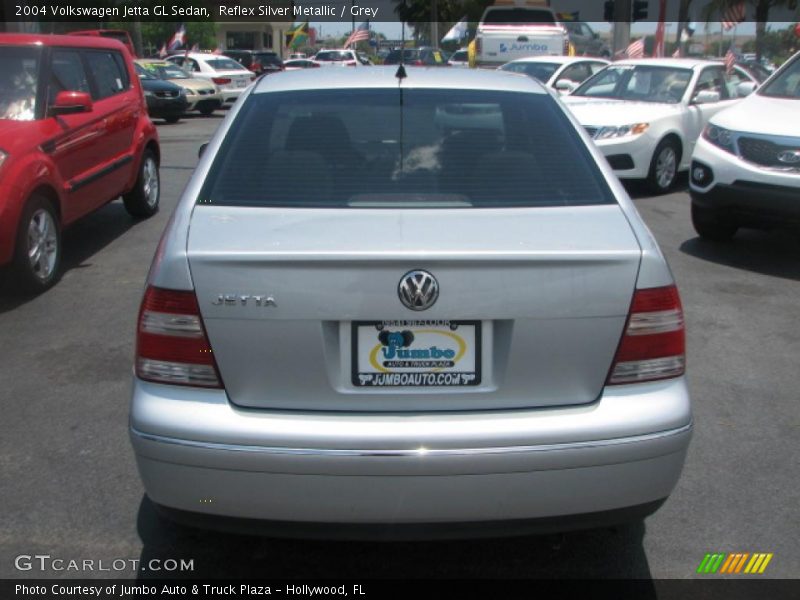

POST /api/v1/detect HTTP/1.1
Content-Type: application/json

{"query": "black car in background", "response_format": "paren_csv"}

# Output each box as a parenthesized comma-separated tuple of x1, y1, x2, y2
(134, 64, 188, 123)
(383, 47, 449, 66)
(223, 50, 284, 75)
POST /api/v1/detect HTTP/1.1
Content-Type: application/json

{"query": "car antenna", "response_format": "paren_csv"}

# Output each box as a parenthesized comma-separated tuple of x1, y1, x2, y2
(395, 10, 407, 81)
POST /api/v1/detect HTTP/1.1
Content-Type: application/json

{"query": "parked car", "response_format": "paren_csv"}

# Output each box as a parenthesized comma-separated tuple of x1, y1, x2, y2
(167, 53, 255, 105)
(135, 59, 222, 116)
(689, 50, 800, 240)
(383, 47, 448, 66)
(134, 63, 188, 123)
(475, 5, 567, 66)
(499, 56, 608, 93)
(223, 49, 284, 76)
(562, 21, 610, 57)
(0, 34, 160, 293)
(283, 59, 320, 71)
(313, 49, 361, 67)
(447, 48, 469, 68)
(130, 67, 691, 537)
(563, 58, 745, 193)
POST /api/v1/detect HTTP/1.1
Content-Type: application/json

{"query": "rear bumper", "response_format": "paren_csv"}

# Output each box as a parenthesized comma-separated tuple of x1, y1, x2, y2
(130, 377, 692, 530)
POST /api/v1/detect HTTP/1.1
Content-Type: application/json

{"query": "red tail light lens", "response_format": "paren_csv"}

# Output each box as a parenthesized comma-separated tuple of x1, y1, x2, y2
(475, 38, 482, 55)
(607, 285, 685, 385)
(346, 61, 357, 66)
(212, 77, 231, 85)
(136, 287, 222, 388)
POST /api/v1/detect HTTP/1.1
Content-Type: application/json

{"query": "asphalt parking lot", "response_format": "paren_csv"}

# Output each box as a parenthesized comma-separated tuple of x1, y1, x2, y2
(1, 114, 798, 580)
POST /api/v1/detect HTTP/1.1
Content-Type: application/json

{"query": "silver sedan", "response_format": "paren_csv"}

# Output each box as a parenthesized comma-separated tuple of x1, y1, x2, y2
(130, 67, 692, 537)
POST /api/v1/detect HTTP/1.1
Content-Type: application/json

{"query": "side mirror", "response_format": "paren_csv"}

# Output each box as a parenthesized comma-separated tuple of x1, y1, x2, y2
(198, 142, 209, 158)
(555, 80, 577, 94)
(49, 91, 93, 116)
(692, 90, 721, 105)
(736, 81, 757, 97)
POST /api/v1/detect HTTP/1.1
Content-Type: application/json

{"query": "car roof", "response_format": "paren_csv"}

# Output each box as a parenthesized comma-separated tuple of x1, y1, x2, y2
(508, 56, 608, 65)
(611, 57, 721, 70)
(252, 65, 548, 94)
(0, 33, 127, 51)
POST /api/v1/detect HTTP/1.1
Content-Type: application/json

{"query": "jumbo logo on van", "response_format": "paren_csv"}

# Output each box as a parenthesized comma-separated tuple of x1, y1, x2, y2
(499, 42, 549, 53)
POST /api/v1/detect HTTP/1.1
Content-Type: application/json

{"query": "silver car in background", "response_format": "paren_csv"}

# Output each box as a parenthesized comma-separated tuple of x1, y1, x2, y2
(130, 68, 692, 537)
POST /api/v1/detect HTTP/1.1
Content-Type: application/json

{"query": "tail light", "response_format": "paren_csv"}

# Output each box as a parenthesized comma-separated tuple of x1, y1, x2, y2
(250, 75, 257, 81)
(475, 37, 482, 55)
(136, 286, 222, 388)
(607, 285, 685, 385)
(414, 60, 424, 66)
(311, 63, 320, 68)
(345, 60, 357, 66)
(250, 61, 261, 72)
(212, 77, 231, 85)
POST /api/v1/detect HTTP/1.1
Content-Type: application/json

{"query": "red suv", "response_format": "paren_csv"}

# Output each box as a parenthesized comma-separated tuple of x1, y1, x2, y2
(0, 34, 160, 293)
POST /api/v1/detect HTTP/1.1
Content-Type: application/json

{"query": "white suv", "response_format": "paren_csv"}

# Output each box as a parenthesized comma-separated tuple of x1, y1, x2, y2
(690, 51, 800, 240)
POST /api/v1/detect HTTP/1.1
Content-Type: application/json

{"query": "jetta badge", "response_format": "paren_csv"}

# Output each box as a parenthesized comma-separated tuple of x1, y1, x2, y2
(777, 150, 800, 165)
(398, 270, 439, 311)
(212, 294, 277, 307)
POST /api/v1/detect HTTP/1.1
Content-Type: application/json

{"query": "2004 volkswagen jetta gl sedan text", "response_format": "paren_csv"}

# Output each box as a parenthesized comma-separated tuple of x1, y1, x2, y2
(129, 67, 692, 538)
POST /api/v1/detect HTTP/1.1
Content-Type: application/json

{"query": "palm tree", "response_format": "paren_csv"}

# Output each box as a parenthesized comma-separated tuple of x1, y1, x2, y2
(704, 0, 799, 60)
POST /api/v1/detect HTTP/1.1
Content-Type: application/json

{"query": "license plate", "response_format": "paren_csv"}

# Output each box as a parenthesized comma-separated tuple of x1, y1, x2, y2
(352, 320, 481, 387)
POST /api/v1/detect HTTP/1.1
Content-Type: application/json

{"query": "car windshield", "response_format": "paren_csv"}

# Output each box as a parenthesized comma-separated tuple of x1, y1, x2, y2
(255, 53, 282, 66)
(0, 46, 40, 121)
(501, 62, 560, 82)
(573, 65, 692, 104)
(198, 88, 613, 209)
(482, 8, 556, 24)
(145, 63, 190, 79)
(386, 49, 419, 62)
(205, 58, 246, 71)
(758, 56, 800, 99)
(316, 51, 352, 62)
(135, 64, 157, 80)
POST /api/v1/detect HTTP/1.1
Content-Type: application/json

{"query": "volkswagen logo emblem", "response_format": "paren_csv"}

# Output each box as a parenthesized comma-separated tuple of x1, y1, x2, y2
(777, 150, 800, 165)
(398, 270, 439, 311)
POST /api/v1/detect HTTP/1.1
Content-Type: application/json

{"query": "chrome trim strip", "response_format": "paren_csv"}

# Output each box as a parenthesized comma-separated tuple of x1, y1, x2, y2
(131, 422, 692, 458)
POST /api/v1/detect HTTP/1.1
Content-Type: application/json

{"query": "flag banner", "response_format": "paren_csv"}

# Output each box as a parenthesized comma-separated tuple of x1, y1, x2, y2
(441, 16, 468, 43)
(722, 1, 746, 30)
(167, 24, 185, 52)
(344, 21, 371, 48)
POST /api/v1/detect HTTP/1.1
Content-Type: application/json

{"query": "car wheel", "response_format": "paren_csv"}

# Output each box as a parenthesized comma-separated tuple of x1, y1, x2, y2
(647, 138, 680, 194)
(11, 195, 62, 294)
(164, 116, 180, 124)
(691, 202, 738, 241)
(199, 107, 215, 116)
(123, 149, 160, 218)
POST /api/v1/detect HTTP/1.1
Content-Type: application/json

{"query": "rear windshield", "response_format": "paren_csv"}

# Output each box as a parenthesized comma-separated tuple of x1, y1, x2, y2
(255, 53, 282, 65)
(759, 55, 800, 99)
(0, 46, 40, 121)
(198, 88, 613, 209)
(482, 8, 556, 24)
(501, 61, 560, 82)
(316, 51, 353, 62)
(205, 58, 246, 71)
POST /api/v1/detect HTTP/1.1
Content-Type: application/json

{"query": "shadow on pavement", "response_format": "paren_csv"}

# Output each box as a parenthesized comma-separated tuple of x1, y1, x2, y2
(0, 200, 140, 313)
(680, 228, 800, 282)
(624, 173, 689, 200)
(136, 496, 656, 582)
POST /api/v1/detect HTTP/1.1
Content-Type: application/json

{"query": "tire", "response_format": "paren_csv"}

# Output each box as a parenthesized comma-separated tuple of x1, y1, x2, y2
(123, 149, 160, 218)
(164, 115, 180, 124)
(691, 202, 738, 241)
(10, 195, 62, 294)
(646, 138, 680, 194)
(199, 106, 215, 116)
